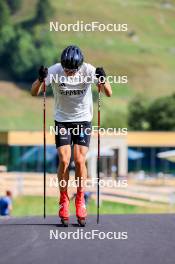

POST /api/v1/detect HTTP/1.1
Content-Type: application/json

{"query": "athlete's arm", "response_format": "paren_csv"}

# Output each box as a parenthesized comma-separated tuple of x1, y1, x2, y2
(95, 67, 112, 97)
(99, 81, 112, 97)
(31, 66, 48, 96)
(31, 79, 43, 96)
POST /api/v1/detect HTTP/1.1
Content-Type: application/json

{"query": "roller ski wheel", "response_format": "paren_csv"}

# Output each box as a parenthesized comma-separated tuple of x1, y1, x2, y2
(61, 218, 69, 227)
(77, 218, 86, 227)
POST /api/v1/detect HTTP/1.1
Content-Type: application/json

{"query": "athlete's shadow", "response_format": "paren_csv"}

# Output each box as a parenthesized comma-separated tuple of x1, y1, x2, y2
(0, 223, 63, 227)
(55, 223, 80, 227)
(70, 223, 80, 227)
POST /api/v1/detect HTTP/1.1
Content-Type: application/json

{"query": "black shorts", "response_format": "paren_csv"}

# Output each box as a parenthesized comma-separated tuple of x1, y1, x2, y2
(55, 121, 92, 148)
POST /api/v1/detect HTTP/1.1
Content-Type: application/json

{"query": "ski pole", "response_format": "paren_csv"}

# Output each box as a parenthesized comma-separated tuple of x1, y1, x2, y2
(97, 84, 101, 224)
(43, 79, 46, 218)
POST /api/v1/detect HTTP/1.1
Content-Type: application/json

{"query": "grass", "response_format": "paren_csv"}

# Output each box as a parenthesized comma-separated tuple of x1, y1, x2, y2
(0, 83, 128, 130)
(12, 196, 174, 217)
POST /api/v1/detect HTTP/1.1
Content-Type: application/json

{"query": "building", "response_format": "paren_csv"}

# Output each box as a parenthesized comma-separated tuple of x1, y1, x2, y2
(0, 131, 175, 176)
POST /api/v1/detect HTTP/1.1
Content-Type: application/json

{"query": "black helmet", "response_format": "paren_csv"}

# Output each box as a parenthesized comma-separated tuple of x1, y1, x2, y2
(61, 45, 84, 70)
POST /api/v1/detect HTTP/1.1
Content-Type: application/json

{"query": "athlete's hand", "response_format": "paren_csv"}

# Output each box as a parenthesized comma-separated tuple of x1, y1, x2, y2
(38, 66, 48, 82)
(95, 67, 106, 84)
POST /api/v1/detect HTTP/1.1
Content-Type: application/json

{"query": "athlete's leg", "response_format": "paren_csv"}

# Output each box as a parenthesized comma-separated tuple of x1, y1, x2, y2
(57, 145, 71, 223)
(74, 144, 88, 223)
(74, 144, 88, 192)
(72, 122, 91, 224)
(57, 145, 71, 192)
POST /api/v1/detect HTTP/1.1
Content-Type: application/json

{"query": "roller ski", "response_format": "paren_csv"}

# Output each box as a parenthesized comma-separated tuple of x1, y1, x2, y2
(75, 191, 87, 227)
(61, 218, 69, 227)
(77, 218, 86, 227)
(59, 191, 69, 227)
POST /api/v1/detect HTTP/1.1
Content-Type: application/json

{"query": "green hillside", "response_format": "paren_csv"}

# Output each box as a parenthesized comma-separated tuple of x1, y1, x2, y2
(0, 0, 175, 130)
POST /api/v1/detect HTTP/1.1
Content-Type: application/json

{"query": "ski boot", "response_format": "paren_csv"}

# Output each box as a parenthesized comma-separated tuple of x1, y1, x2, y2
(75, 191, 87, 227)
(59, 191, 69, 227)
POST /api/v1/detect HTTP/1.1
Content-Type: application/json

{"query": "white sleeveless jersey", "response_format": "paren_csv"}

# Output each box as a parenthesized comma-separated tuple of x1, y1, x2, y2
(45, 63, 97, 122)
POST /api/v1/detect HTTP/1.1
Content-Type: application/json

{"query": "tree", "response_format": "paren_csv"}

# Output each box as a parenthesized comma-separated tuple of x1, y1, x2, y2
(0, 0, 10, 27)
(0, 0, 56, 82)
(147, 94, 175, 131)
(0, 0, 14, 55)
(128, 94, 175, 131)
(7, 0, 22, 14)
(128, 95, 149, 130)
(7, 28, 38, 81)
(0, 25, 15, 55)
(35, 0, 53, 23)
(6, 27, 57, 82)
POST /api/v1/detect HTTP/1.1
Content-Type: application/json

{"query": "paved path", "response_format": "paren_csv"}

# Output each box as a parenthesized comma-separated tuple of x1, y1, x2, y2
(0, 214, 175, 264)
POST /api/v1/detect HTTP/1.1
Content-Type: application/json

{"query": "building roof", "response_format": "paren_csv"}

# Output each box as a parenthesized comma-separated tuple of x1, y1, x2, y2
(0, 131, 175, 147)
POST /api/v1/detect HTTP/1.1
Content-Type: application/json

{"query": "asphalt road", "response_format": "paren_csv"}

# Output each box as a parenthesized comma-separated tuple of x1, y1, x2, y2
(0, 214, 175, 264)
